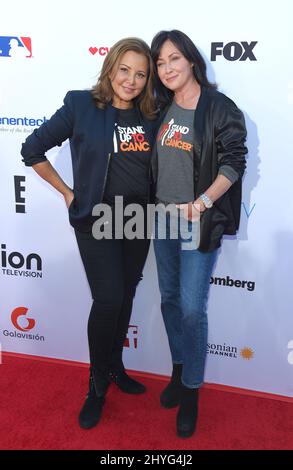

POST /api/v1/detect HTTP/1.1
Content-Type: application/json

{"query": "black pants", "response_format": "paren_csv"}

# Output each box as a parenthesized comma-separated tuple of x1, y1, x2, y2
(75, 227, 150, 380)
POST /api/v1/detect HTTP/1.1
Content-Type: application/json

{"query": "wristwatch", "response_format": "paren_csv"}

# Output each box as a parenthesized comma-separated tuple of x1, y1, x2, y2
(199, 193, 213, 209)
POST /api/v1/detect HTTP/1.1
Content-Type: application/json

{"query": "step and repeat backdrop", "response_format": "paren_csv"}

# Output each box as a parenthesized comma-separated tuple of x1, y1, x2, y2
(1, 0, 293, 397)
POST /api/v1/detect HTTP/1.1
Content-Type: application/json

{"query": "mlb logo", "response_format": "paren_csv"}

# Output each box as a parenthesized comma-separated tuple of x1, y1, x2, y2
(0, 36, 32, 58)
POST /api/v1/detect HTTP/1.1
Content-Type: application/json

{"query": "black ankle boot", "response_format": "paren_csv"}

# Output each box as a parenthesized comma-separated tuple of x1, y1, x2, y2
(78, 368, 109, 429)
(160, 363, 183, 408)
(176, 385, 199, 438)
(109, 369, 146, 394)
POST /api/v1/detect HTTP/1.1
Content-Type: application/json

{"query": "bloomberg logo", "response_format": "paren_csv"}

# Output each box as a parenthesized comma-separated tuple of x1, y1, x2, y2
(211, 41, 257, 61)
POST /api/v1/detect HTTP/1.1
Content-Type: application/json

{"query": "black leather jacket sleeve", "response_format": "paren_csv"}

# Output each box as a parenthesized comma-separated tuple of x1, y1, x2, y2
(214, 96, 247, 179)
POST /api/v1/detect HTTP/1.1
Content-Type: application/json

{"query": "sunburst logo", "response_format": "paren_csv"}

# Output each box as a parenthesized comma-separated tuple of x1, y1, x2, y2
(240, 347, 254, 360)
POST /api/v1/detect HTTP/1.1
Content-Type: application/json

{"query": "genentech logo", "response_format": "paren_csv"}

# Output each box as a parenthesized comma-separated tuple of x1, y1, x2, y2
(287, 340, 293, 365)
(2, 307, 45, 342)
(0, 36, 32, 58)
(0, 116, 47, 128)
(11, 307, 35, 331)
(89, 46, 109, 56)
(207, 342, 254, 360)
(210, 275, 255, 292)
(1, 244, 43, 278)
(211, 41, 257, 61)
(14, 176, 26, 213)
(124, 325, 138, 349)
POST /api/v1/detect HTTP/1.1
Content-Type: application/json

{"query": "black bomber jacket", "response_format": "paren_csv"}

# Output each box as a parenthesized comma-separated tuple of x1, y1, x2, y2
(151, 86, 248, 252)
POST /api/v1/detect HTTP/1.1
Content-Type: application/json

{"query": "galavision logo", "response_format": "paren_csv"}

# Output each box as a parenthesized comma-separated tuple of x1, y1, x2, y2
(2, 307, 45, 342)
(11, 307, 35, 331)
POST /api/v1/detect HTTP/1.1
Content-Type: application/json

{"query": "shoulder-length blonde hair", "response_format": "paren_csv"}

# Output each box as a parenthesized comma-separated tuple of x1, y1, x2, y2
(91, 37, 156, 120)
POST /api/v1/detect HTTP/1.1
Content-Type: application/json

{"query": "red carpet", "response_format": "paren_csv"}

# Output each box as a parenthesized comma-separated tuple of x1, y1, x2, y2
(1, 354, 293, 450)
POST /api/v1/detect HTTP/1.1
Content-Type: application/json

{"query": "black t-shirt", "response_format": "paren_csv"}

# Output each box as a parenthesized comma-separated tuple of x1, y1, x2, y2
(102, 107, 151, 205)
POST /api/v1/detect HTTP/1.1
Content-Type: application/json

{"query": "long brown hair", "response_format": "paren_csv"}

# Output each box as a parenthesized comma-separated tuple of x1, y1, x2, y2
(151, 30, 217, 108)
(91, 37, 157, 120)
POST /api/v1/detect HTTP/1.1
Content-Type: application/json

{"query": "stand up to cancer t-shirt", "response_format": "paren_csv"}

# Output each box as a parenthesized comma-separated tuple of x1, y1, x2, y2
(103, 106, 152, 206)
(156, 100, 195, 204)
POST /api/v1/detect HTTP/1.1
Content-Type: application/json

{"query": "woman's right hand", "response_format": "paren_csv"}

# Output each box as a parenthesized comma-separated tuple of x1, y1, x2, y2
(63, 189, 74, 209)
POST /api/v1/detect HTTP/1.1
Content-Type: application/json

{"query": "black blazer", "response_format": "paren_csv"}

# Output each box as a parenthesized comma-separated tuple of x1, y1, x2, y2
(21, 90, 157, 231)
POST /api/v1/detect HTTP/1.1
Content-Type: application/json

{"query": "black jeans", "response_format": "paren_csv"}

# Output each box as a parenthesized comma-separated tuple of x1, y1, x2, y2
(74, 226, 150, 380)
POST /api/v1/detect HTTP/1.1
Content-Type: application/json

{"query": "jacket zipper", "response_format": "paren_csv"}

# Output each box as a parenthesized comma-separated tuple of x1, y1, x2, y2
(100, 152, 111, 202)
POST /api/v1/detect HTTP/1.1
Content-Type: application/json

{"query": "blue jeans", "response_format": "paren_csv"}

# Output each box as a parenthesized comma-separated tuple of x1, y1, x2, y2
(153, 208, 218, 388)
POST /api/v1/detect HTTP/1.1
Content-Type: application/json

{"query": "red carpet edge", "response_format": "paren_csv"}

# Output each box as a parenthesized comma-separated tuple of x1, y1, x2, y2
(2, 350, 293, 404)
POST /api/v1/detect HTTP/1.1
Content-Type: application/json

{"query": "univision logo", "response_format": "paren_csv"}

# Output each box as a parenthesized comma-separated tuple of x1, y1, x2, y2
(1, 244, 42, 278)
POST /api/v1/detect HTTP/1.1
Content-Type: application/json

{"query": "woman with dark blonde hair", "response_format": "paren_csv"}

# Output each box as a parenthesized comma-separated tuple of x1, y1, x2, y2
(21, 37, 157, 429)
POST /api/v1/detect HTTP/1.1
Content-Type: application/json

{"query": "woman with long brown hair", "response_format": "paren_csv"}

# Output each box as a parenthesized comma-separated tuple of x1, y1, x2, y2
(151, 30, 247, 438)
(21, 37, 157, 429)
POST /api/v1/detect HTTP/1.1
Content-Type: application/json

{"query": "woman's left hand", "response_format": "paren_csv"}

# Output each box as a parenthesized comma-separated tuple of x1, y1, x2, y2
(176, 199, 205, 221)
(63, 189, 74, 209)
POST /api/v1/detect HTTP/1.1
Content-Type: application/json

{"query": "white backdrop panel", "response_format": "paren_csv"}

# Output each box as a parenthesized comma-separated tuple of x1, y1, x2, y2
(1, 0, 293, 397)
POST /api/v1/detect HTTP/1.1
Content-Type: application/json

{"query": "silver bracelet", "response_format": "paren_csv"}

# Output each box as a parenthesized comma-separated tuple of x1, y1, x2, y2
(199, 193, 213, 209)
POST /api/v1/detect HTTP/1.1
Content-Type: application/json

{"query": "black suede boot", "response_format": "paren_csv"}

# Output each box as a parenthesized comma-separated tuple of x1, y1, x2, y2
(109, 369, 146, 394)
(176, 385, 199, 438)
(78, 368, 109, 429)
(160, 363, 183, 408)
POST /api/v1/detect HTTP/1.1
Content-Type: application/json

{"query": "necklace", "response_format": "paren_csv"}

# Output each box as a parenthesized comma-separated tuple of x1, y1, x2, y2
(174, 86, 201, 110)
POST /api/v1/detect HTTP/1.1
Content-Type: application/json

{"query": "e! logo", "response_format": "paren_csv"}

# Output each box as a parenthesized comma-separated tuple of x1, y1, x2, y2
(211, 41, 257, 61)
(14, 176, 26, 213)
(11, 307, 35, 332)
